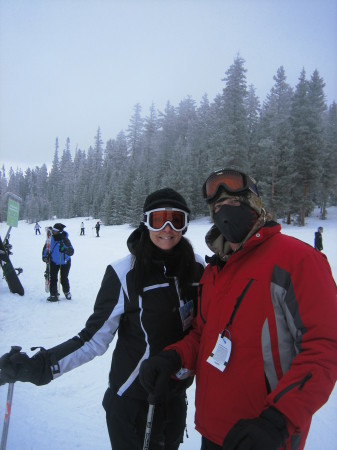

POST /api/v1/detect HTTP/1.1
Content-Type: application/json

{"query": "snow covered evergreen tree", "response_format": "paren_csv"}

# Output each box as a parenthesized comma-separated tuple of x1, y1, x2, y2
(320, 101, 337, 217)
(220, 54, 249, 170)
(291, 69, 326, 225)
(254, 67, 294, 219)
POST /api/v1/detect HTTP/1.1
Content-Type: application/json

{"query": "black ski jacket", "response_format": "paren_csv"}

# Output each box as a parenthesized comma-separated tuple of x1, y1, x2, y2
(314, 231, 323, 251)
(47, 229, 205, 400)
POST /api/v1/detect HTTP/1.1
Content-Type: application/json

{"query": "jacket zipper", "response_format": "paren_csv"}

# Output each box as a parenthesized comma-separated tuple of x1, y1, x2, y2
(173, 276, 184, 307)
(198, 284, 207, 324)
(273, 373, 312, 403)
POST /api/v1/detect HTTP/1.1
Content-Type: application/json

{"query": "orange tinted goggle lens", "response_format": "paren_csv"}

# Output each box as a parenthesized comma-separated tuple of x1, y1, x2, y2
(149, 210, 186, 230)
(205, 172, 245, 199)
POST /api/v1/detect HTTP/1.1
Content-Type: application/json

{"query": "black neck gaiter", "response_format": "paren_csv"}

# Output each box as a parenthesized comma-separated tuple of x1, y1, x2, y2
(213, 203, 257, 243)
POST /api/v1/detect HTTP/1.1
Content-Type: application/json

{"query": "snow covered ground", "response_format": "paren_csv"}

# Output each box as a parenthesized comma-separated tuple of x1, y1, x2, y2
(0, 208, 336, 450)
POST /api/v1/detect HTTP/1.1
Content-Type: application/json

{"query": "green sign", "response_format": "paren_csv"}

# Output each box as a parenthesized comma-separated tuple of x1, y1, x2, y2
(7, 199, 20, 227)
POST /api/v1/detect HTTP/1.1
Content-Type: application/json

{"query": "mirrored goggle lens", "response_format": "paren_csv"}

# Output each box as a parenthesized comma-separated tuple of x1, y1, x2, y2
(145, 209, 188, 231)
(203, 170, 258, 202)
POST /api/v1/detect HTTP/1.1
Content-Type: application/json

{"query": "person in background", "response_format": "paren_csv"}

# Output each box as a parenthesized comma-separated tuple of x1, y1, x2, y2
(42, 223, 74, 302)
(80, 221, 85, 236)
(314, 226, 323, 251)
(34, 221, 41, 235)
(95, 220, 100, 237)
(139, 168, 337, 450)
(0, 188, 204, 450)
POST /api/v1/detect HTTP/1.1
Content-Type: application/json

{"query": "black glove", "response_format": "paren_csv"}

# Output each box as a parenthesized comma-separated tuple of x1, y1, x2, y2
(0, 347, 53, 386)
(139, 350, 181, 403)
(222, 408, 289, 450)
(59, 242, 66, 253)
(43, 257, 49, 263)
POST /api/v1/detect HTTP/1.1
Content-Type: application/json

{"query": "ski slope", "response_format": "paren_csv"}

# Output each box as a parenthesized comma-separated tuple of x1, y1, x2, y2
(0, 208, 336, 449)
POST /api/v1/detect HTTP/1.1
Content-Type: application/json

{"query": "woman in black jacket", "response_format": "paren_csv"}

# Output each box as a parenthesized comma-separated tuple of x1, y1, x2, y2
(0, 188, 204, 450)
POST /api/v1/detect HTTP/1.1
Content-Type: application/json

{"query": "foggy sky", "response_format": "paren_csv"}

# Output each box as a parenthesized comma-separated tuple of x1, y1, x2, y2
(1, 0, 336, 170)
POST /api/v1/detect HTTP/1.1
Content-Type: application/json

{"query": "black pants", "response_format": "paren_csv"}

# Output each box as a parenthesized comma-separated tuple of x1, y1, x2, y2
(201, 436, 222, 450)
(103, 388, 187, 450)
(49, 260, 71, 295)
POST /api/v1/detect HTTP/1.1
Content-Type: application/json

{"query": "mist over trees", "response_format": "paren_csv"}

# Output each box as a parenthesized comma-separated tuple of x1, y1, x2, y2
(1, 56, 336, 227)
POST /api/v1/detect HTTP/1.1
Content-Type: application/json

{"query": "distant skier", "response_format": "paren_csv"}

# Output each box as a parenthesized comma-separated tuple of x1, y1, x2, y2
(314, 226, 323, 251)
(95, 221, 100, 237)
(42, 223, 74, 302)
(80, 222, 85, 236)
(34, 222, 41, 235)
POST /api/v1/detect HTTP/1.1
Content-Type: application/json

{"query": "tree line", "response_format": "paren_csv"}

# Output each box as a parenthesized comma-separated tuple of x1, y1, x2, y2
(1, 55, 336, 227)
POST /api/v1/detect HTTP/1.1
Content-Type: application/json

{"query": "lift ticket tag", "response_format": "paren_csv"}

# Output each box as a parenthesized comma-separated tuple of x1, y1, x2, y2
(207, 333, 232, 372)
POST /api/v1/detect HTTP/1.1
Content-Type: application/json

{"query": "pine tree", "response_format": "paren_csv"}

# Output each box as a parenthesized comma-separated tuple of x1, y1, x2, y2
(48, 139, 61, 217)
(246, 84, 261, 163)
(73, 148, 88, 217)
(127, 103, 144, 159)
(156, 102, 179, 188)
(59, 138, 75, 218)
(291, 69, 326, 225)
(186, 93, 213, 216)
(92, 127, 105, 219)
(221, 55, 249, 170)
(141, 103, 160, 195)
(320, 102, 337, 217)
(34, 164, 50, 219)
(254, 67, 294, 219)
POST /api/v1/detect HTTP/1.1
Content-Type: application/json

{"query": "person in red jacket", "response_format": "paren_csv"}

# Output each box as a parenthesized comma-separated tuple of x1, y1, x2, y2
(139, 168, 337, 450)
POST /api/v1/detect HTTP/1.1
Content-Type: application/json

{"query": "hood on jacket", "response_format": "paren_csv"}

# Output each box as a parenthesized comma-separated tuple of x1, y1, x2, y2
(127, 226, 144, 255)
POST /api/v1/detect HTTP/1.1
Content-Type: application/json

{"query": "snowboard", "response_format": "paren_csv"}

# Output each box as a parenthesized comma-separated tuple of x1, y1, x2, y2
(0, 236, 24, 296)
(44, 227, 52, 292)
(44, 264, 50, 292)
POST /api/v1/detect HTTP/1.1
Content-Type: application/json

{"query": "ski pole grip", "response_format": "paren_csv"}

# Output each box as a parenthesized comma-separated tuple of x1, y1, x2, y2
(147, 394, 157, 405)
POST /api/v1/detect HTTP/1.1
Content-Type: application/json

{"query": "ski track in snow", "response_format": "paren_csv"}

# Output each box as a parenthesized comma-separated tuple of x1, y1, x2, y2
(0, 208, 336, 449)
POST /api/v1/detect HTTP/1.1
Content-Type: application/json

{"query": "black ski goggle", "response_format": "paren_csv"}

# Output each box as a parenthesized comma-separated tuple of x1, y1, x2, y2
(202, 169, 259, 204)
(143, 208, 189, 232)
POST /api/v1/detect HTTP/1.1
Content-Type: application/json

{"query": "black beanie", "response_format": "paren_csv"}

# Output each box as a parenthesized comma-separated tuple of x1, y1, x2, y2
(53, 223, 66, 232)
(143, 188, 190, 214)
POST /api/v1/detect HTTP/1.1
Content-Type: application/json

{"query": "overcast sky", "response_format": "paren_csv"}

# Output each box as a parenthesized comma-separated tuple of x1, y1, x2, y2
(1, 0, 336, 170)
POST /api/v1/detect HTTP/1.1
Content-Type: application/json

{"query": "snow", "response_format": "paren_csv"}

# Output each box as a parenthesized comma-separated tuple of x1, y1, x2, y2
(0, 208, 336, 450)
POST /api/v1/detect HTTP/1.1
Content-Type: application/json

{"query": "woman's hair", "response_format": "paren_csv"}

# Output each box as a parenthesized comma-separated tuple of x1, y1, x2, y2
(133, 229, 197, 297)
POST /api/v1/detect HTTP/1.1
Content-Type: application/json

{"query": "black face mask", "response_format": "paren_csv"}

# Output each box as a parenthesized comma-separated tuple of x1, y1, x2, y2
(213, 203, 257, 243)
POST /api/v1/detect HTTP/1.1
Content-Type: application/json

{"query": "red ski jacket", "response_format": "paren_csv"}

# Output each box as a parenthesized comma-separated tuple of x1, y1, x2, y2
(167, 222, 337, 449)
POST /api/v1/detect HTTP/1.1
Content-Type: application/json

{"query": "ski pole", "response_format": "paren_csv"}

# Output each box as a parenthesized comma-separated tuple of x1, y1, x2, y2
(0, 346, 22, 450)
(143, 400, 155, 450)
(0, 384, 14, 450)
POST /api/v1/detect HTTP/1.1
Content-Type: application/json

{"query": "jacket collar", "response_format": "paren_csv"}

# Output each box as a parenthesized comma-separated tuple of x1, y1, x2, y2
(205, 219, 280, 263)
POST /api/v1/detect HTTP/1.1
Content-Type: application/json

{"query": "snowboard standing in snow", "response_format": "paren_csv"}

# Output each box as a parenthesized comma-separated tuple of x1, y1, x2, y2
(44, 227, 52, 293)
(0, 235, 24, 296)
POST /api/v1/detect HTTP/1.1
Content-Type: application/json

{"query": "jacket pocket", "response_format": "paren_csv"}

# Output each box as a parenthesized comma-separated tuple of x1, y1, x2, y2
(273, 373, 312, 403)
